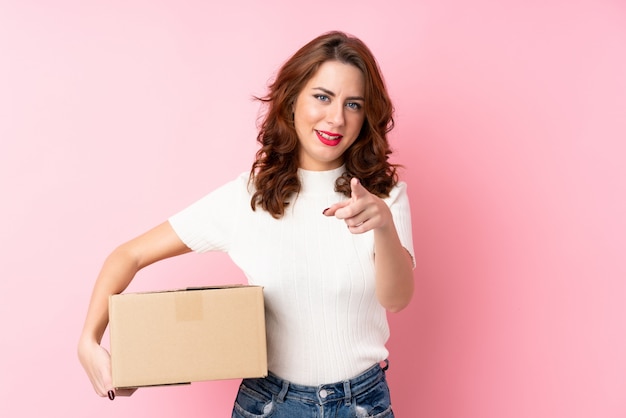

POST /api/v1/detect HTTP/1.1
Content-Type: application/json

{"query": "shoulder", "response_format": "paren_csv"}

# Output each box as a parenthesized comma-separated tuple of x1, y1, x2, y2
(175, 171, 252, 214)
(211, 171, 254, 196)
(385, 181, 409, 203)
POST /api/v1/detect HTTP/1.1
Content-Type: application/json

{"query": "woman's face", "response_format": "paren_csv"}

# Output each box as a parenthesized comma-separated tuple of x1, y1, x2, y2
(293, 60, 365, 171)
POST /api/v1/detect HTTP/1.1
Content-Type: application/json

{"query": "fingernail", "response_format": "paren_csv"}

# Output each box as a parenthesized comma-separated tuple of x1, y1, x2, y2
(108, 390, 115, 401)
(322, 208, 329, 215)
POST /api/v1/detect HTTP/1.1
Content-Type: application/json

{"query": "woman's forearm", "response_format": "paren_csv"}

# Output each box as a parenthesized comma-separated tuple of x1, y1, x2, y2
(79, 245, 141, 346)
(373, 222, 414, 313)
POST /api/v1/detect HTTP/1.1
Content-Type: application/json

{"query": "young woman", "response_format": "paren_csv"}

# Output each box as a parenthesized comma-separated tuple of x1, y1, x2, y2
(78, 31, 415, 418)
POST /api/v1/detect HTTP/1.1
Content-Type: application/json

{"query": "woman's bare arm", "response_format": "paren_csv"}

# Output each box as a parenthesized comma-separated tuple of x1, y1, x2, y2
(77, 221, 191, 397)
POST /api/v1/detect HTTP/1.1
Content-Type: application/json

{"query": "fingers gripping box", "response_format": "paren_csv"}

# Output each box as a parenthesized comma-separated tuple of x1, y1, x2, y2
(109, 285, 267, 389)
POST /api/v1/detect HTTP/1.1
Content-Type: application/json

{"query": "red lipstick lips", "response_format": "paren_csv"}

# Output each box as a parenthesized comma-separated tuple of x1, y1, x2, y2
(316, 130, 343, 146)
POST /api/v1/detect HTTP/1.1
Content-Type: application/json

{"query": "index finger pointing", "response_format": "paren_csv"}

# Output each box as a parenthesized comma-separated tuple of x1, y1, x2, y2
(322, 200, 350, 217)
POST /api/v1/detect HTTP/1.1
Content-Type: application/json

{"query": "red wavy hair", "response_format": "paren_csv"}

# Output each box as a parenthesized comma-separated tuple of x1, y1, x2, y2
(250, 31, 398, 218)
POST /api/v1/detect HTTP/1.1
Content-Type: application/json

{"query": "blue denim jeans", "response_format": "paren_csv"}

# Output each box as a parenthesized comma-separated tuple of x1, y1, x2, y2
(231, 361, 394, 418)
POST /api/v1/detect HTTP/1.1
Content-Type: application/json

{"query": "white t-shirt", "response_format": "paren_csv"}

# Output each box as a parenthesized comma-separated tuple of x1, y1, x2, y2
(169, 165, 415, 385)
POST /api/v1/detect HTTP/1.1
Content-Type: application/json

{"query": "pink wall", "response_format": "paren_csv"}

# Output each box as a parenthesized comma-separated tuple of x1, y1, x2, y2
(1, 1, 625, 417)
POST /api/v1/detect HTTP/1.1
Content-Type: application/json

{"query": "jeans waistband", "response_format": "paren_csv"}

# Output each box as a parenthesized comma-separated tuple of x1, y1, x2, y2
(250, 360, 389, 405)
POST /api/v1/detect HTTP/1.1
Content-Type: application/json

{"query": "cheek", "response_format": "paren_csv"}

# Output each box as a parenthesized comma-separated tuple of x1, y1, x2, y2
(348, 114, 366, 135)
(295, 101, 325, 126)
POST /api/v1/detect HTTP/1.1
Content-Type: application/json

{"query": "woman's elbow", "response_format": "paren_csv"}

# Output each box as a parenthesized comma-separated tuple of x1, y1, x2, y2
(384, 299, 412, 313)
(380, 285, 414, 313)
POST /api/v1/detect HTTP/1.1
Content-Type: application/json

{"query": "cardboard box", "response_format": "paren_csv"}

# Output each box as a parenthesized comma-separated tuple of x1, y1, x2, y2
(109, 285, 267, 389)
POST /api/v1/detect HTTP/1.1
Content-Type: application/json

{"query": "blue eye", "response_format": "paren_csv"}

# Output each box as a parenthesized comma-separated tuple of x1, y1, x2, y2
(346, 102, 362, 110)
(314, 94, 330, 102)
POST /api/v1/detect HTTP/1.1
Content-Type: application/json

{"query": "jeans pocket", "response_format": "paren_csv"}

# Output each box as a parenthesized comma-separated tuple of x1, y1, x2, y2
(353, 380, 394, 418)
(233, 382, 276, 418)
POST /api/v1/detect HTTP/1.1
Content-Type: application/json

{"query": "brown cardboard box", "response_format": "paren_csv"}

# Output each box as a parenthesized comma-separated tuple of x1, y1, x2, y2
(109, 285, 267, 389)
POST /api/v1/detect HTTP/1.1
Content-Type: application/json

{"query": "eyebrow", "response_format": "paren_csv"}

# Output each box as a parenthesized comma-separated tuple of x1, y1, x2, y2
(313, 87, 365, 102)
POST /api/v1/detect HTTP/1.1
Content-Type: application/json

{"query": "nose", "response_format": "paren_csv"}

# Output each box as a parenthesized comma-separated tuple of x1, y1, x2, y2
(326, 102, 345, 127)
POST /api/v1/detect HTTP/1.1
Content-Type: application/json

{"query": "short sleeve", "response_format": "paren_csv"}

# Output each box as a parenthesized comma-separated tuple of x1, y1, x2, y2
(385, 181, 416, 268)
(168, 173, 249, 253)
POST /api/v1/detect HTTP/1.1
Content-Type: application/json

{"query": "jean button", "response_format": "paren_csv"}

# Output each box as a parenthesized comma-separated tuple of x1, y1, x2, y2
(319, 389, 328, 399)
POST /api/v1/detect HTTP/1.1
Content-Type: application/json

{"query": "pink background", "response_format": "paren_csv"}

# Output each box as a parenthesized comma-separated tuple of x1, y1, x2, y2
(1, 1, 625, 417)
